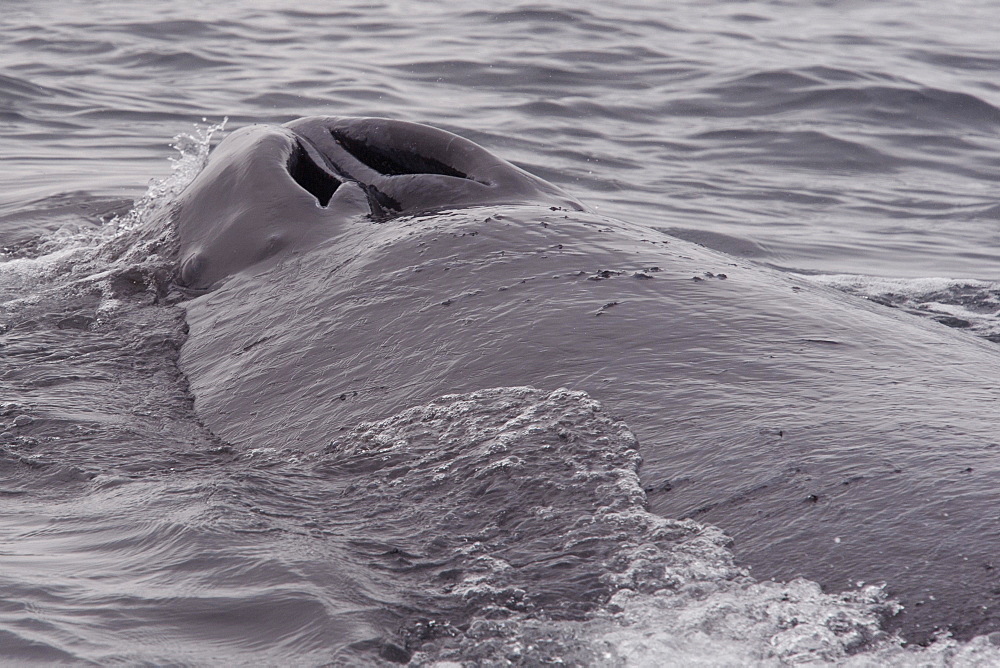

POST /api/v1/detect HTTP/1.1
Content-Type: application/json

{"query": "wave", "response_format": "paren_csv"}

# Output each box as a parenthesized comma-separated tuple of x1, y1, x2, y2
(799, 274, 1000, 343)
(323, 386, 895, 665)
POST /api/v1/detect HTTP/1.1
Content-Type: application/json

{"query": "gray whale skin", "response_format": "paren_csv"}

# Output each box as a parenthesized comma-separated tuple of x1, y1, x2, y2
(175, 116, 1000, 642)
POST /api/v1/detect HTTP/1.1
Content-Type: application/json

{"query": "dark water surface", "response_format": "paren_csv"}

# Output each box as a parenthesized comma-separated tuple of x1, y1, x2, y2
(2, 1, 1000, 664)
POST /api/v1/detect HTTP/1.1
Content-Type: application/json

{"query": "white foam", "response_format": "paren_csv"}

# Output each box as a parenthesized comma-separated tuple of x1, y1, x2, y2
(421, 571, 1000, 667)
(800, 274, 995, 298)
(0, 120, 225, 307)
(797, 273, 1000, 342)
(398, 387, 1000, 667)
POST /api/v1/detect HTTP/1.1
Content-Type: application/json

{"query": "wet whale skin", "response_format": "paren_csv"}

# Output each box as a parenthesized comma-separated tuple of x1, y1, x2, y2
(176, 117, 1000, 642)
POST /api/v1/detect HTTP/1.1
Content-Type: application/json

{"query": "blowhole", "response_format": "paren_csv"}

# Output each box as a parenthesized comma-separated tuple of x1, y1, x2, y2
(288, 142, 342, 207)
(331, 129, 469, 179)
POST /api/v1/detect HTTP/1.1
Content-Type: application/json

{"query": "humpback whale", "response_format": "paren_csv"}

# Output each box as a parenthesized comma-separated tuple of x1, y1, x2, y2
(174, 116, 1000, 642)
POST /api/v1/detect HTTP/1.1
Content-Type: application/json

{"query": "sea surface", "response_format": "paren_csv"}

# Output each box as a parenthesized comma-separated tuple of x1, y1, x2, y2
(1, 0, 1000, 665)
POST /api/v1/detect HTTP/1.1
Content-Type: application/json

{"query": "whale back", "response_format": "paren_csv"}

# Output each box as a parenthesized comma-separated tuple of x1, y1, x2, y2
(180, 201, 1000, 641)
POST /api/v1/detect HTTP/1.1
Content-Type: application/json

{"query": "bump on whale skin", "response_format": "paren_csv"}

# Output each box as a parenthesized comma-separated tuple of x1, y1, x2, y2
(172, 117, 582, 292)
(175, 117, 1000, 644)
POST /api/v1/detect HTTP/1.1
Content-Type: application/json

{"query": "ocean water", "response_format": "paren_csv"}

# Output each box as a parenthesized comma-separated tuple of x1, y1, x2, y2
(2, 0, 1000, 665)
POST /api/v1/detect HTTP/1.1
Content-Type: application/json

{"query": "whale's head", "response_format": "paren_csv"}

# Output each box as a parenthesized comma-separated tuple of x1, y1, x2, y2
(173, 116, 582, 291)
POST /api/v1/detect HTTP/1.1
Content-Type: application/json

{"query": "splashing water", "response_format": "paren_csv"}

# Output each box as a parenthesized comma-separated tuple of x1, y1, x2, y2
(0, 119, 226, 311)
(798, 274, 1000, 344)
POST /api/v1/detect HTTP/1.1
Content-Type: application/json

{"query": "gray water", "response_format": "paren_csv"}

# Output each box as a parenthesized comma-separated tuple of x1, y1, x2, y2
(4, 0, 999, 335)
(2, 1, 1000, 665)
